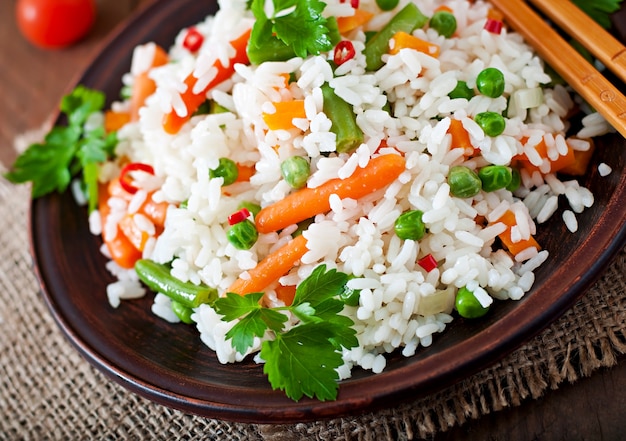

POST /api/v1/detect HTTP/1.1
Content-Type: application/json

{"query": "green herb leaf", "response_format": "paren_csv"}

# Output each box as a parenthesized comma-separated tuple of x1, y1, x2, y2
(260, 322, 345, 401)
(4, 85, 116, 211)
(216, 264, 358, 401)
(247, 0, 340, 64)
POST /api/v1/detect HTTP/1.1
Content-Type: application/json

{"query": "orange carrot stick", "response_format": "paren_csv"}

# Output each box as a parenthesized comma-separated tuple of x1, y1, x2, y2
(163, 28, 252, 134)
(389, 31, 440, 57)
(228, 234, 309, 295)
(255, 153, 406, 234)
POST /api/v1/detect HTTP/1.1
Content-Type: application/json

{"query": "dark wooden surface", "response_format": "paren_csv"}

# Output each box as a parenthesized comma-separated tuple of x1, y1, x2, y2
(2, 1, 625, 439)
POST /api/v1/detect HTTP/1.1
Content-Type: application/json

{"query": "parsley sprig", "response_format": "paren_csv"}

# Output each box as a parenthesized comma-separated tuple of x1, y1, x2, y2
(573, 0, 623, 29)
(214, 264, 358, 401)
(247, 0, 341, 65)
(5, 85, 116, 212)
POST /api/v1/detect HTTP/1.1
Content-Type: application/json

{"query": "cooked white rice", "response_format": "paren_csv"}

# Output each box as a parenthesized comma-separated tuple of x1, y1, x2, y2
(92, 0, 611, 379)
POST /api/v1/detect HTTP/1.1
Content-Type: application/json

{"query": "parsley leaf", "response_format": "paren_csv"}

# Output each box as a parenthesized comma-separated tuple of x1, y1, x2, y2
(4, 85, 116, 212)
(214, 264, 358, 401)
(260, 322, 345, 401)
(247, 0, 341, 64)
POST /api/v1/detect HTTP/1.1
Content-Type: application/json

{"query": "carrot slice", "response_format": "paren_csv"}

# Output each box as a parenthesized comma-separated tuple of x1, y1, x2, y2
(228, 234, 309, 295)
(448, 119, 475, 156)
(275, 284, 297, 306)
(255, 153, 406, 234)
(104, 110, 131, 133)
(129, 44, 169, 121)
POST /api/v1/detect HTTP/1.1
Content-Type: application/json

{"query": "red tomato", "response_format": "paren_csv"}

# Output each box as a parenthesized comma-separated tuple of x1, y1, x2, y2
(16, 0, 96, 49)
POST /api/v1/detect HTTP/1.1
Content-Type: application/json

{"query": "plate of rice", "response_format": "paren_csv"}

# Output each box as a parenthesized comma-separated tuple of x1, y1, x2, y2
(26, 0, 626, 423)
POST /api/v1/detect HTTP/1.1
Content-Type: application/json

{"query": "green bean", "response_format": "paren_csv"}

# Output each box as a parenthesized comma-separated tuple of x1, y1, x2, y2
(474, 111, 505, 137)
(209, 157, 238, 186)
(364, 3, 429, 71)
(281, 156, 310, 189)
(394, 210, 426, 240)
(429, 11, 457, 38)
(478, 165, 512, 192)
(476, 67, 505, 98)
(455, 286, 489, 318)
(171, 300, 195, 324)
(227, 219, 258, 250)
(321, 83, 364, 153)
(135, 259, 217, 308)
(448, 166, 482, 198)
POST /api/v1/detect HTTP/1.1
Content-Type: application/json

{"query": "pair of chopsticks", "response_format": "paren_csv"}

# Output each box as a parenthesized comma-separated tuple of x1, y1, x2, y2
(489, 0, 626, 138)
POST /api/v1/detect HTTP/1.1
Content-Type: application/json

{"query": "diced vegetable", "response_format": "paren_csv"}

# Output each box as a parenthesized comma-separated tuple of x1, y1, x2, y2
(227, 219, 259, 250)
(363, 2, 429, 71)
(478, 165, 512, 192)
(389, 31, 440, 57)
(119, 162, 155, 194)
(182, 27, 204, 52)
(209, 158, 239, 186)
(135, 259, 218, 308)
(228, 208, 251, 226)
(104, 110, 130, 133)
(262, 100, 306, 131)
(333, 40, 356, 66)
(474, 111, 506, 137)
(227, 234, 309, 295)
(448, 166, 482, 198)
(336, 8, 374, 34)
(129, 44, 169, 122)
(484, 18, 503, 34)
(493, 210, 541, 256)
(281, 156, 311, 189)
(321, 83, 364, 153)
(429, 11, 457, 38)
(376, 0, 400, 11)
(455, 286, 489, 318)
(448, 118, 475, 156)
(254, 153, 406, 234)
(417, 254, 438, 272)
(448, 81, 474, 100)
(394, 210, 426, 240)
(476, 67, 505, 98)
(171, 300, 195, 324)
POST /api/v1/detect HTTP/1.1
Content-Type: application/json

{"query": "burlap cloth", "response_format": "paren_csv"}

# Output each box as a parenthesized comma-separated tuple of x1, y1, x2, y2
(0, 161, 624, 440)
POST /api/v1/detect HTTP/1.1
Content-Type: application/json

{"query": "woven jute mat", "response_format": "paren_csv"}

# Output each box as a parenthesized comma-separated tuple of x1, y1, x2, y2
(1, 170, 625, 440)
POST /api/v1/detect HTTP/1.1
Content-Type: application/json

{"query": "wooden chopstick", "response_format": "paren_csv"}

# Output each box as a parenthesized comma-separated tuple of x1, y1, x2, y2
(527, 0, 626, 85)
(489, 0, 626, 138)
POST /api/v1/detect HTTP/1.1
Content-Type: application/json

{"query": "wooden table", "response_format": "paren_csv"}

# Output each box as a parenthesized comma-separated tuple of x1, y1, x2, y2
(1, 1, 625, 439)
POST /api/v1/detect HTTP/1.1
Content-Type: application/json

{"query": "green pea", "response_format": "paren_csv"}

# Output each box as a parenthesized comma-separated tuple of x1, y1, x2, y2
(476, 67, 505, 98)
(478, 165, 512, 192)
(448, 80, 474, 100)
(448, 166, 482, 198)
(474, 111, 505, 137)
(455, 286, 489, 319)
(281, 156, 310, 189)
(209, 158, 239, 186)
(376, 0, 400, 11)
(171, 300, 195, 324)
(340, 276, 361, 306)
(238, 201, 262, 218)
(227, 219, 258, 250)
(506, 167, 521, 192)
(394, 210, 426, 240)
(429, 11, 457, 38)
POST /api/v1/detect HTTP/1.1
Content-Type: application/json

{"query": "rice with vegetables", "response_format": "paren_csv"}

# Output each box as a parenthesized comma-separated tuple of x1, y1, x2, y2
(85, 0, 612, 400)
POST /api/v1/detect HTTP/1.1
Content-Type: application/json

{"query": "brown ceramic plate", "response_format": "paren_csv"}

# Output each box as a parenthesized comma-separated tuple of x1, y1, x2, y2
(30, 0, 626, 424)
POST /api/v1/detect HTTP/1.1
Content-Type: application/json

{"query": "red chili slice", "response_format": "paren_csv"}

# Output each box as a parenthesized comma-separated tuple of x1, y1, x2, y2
(334, 40, 356, 66)
(418, 254, 438, 272)
(119, 162, 155, 194)
(339, 0, 359, 7)
(484, 18, 503, 34)
(183, 27, 204, 52)
(228, 208, 251, 225)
